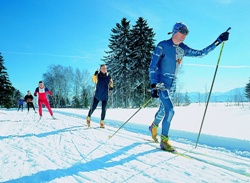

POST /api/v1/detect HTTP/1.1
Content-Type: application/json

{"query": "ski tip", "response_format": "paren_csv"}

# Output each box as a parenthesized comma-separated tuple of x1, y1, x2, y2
(171, 149, 178, 154)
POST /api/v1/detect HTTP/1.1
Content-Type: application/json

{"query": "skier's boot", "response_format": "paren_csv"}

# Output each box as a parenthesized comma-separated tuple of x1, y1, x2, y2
(149, 122, 158, 142)
(51, 115, 56, 120)
(160, 134, 176, 153)
(100, 120, 105, 128)
(86, 116, 91, 127)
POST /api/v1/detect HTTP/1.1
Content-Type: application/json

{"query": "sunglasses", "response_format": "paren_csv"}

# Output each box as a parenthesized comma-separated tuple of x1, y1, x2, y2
(178, 27, 189, 35)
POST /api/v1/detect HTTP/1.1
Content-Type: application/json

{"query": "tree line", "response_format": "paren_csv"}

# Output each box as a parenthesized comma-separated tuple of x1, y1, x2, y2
(0, 53, 22, 108)
(42, 64, 93, 108)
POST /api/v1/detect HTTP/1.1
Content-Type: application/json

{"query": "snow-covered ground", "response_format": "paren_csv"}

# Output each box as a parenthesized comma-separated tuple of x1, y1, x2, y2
(0, 103, 250, 182)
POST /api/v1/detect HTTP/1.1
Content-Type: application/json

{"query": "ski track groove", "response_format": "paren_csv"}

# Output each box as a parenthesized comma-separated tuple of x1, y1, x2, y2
(172, 142, 250, 165)
(146, 142, 250, 179)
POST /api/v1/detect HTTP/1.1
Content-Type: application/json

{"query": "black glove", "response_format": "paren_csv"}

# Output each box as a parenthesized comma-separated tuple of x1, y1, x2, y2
(109, 87, 113, 90)
(150, 84, 159, 98)
(215, 31, 229, 46)
(94, 70, 99, 76)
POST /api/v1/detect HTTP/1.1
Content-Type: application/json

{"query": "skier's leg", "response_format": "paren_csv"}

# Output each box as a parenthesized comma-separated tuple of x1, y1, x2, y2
(101, 100, 107, 120)
(43, 99, 53, 116)
(86, 97, 99, 127)
(31, 102, 36, 111)
(87, 97, 99, 117)
(38, 100, 43, 116)
(158, 90, 175, 152)
(149, 100, 165, 141)
(153, 101, 165, 126)
(159, 90, 174, 136)
(100, 100, 107, 128)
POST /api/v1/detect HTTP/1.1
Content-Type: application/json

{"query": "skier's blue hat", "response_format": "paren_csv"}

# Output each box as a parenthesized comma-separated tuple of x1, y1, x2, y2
(170, 22, 189, 36)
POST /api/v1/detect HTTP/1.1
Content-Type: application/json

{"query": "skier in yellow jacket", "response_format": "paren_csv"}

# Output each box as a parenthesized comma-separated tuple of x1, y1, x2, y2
(86, 64, 113, 128)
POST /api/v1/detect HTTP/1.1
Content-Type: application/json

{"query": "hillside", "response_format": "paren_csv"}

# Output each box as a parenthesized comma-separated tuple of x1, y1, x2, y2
(187, 87, 248, 103)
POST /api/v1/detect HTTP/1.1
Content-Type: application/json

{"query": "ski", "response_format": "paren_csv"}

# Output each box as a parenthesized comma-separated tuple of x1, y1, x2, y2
(141, 138, 191, 159)
(142, 138, 159, 143)
(154, 147, 192, 159)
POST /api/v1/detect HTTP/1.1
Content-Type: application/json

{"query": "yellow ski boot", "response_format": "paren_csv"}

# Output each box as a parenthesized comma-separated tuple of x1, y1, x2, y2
(160, 135, 176, 153)
(149, 122, 158, 142)
(100, 120, 105, 128)
(86, 116, 91, 127)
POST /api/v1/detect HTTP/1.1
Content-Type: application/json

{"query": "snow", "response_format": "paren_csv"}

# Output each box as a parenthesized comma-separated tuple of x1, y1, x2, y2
(0, 103, 250, 183)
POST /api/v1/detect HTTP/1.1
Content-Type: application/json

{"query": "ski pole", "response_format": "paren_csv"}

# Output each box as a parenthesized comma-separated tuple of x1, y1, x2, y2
(108, 97, 152, 139)
(195, 27, 231, 148)
(84, 98, 152, 159)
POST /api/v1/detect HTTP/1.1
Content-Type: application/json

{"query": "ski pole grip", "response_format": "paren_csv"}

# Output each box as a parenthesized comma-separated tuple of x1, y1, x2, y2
(226, 27, 231, 32)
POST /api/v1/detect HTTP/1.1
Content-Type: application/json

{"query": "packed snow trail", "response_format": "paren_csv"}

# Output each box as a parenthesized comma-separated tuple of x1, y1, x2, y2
(0, 109, 250, 183)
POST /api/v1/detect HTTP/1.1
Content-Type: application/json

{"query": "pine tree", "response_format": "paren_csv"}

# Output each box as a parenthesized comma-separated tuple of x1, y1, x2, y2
(103, 18, 131, 108)
(129, 17, 155, 107)
(0, 53, 15, 108)
(72, 96, 81, 108)
(245, 78, 250, 101)
(103, 17, 156, 108)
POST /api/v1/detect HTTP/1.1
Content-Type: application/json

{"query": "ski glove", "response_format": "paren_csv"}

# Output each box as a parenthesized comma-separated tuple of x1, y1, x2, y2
(214, 31, 229, 46)
(150, 84, 159, 98)
(94, 71, 98, 76)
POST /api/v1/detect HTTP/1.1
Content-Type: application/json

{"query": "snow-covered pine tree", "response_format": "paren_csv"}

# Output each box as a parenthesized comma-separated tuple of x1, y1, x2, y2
(245, 78, 250, 101)
(103, 17, 156, 108)
(0, 53, 15, 108)
(103, 18, 132, 108)
(128, 17, 155, 107)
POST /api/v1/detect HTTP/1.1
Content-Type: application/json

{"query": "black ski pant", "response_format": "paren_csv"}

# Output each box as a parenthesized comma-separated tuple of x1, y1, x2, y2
(27, 102, 36, 112)
(88, 97, 107, 120)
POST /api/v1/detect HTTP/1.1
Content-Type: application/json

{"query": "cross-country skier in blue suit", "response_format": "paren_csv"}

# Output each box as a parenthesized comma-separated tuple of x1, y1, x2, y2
(149, 22, 229, 152)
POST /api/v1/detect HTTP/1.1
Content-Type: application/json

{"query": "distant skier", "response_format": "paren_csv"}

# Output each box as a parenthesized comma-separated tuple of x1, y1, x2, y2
(24, 90, 37, 113)
(17, 98, 25, 112)
(149, 22, 229, 152)
(34, 81, 55, 119)
(86, 64, 113, 128)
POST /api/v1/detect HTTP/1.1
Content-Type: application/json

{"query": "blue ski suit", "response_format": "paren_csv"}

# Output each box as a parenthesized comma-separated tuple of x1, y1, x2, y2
(149, 38, 217, 137)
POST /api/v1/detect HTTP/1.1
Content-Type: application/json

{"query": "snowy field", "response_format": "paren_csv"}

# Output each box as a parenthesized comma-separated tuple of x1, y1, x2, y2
(0, 103, 250, 183)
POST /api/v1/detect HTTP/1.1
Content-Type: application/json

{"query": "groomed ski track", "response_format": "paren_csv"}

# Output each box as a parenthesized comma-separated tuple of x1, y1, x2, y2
(0, 109, 249, 183)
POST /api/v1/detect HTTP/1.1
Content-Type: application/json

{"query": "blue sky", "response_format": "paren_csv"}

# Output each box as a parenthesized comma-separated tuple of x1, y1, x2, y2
(1, 0, 250, 95)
